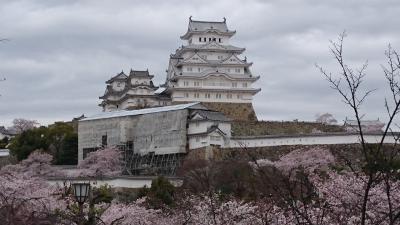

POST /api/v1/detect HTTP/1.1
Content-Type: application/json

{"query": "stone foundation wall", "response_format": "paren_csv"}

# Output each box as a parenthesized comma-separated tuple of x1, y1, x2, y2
(185, 144, 367, 165)
(195, 102, 258, 121)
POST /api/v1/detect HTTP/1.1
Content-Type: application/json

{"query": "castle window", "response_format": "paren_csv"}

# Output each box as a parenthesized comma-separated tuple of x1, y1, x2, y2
(199, 37, 202, 42)
(184, 93, 189, 98)
(209, 38, 212, 41)
(227, 94, 232, 99)
(217, 55, 223, 60)
(201, 55, 207, 60)
(102, 135, 107, 147)
(194, 93, 200, 98)
(213, 37, 216, 41)
(216, 93, 222, 99)
(237, 94, 241, 99)
(194, 81, 200, 87)
(235, 68, 241, 73)
(198, 67, 201, 72)
(187, 67, 193, 72)
(184, 81, 189, 86)
(205, 93, 211, 98)
(227, 68, 231, 72)
(116, 82, 121, 87)
(232, 82, 237, 88)
(219, 38, 222, 43)
(203, 37, 206, 42)
(242, 82, 248, 87)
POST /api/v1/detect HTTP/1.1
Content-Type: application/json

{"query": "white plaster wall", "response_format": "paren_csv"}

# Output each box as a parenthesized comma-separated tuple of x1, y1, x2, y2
(47, 177, 183, 189)
(172, 91, 253, 103)
(189, 132, 227, 150)
(127, 88, 155, 95)
(130, 77, 152, 85)
(190, 34, 230, 45)
(228, 134, 397, 148)
(189, 136, 209, 149)
(188, 121, 231, 136)
(112, 81, 125, 91)
(188, 121, 214, 134)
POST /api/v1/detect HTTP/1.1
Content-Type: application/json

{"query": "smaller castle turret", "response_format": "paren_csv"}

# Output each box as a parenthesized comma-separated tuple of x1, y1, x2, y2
(99, 69, 171, 111)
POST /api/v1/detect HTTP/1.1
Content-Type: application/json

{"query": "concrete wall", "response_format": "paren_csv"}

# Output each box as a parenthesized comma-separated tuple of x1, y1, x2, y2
(78, 109, 189, 162)
(228, 133, 396, 148)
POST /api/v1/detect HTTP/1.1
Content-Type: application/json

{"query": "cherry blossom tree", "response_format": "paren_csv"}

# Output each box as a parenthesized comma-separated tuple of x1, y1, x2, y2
(315, 113, 338, 125)
(316, 32, 400, 225)
(77, 147, 122, 178)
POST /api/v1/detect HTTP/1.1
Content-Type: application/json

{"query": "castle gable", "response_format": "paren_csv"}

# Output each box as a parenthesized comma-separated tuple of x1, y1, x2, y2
(183, 53, 208, 64)
(221, 54, 245, 65)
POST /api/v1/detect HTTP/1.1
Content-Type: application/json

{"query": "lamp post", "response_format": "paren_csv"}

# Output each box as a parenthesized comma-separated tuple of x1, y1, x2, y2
(72, 182, 90, 225)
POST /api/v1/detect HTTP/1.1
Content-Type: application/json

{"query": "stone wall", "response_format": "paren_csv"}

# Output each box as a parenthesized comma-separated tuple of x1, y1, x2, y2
(196, 102, 258, 121)
(185, 144, 367, 165)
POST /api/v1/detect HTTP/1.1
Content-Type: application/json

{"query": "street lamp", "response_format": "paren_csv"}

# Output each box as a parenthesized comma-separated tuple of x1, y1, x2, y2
(72, 182, 90, 204)
(72, 182, 91, 225)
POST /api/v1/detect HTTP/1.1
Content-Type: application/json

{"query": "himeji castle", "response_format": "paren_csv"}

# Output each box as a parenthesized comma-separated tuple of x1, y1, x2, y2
(99, 17, 261, 120)
(164, 17, 261, 104)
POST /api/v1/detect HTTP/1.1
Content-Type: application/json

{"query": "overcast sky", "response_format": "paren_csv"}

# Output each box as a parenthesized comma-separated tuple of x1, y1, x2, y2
(1, 0, 400, 127)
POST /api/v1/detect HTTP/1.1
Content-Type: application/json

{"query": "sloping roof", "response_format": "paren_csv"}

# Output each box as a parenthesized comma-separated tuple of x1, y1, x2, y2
(189, 19, 229, 32)
(106, 71, 128, 84)
(181, 17, 236, 39)
(188, 125, 227, 137)
(82, 102, 205, 121)
(129, 69, 153, 78)
(190, 110, 231, 122)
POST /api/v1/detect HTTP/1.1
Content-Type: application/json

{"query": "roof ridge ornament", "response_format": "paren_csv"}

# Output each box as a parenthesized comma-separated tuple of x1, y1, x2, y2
(189, 16, 192, 21)
(223, 17, 226, 23)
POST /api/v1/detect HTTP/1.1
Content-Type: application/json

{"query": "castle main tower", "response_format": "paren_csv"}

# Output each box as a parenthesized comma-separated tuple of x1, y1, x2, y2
(164, 17, 260, 120)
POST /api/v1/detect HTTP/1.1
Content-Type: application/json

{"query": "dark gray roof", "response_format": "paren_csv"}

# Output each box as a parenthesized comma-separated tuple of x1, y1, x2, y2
(189, 19, 229, 32)
(190, 110, 231, 122)
(83, 102, 204, 121)
(181, 17, 236, 39)
(106, 71, 128, 84)
(129, 69, 154, 78)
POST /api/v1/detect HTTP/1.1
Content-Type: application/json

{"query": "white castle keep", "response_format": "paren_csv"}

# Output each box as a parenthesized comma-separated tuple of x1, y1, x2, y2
(99, 17, 261, 113)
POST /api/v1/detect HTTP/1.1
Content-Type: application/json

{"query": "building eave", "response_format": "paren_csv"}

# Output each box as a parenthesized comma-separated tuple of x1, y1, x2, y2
(170, 87, 261, 94)
(180, 30, 236, 40)
(172, 73, 260, 81)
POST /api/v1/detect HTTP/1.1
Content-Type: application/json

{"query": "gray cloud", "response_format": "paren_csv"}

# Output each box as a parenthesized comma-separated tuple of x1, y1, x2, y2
(0, 0, 400, 126)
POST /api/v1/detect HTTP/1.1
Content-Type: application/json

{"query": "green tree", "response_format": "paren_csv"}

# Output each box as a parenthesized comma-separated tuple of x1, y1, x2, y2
(9, 126, 50, 161)
(138, 176, 176, 208)
(8, 122, 78, 164)
(48, 122, 77, 165)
